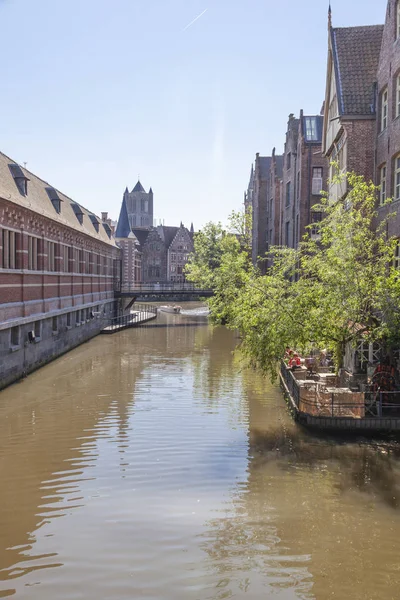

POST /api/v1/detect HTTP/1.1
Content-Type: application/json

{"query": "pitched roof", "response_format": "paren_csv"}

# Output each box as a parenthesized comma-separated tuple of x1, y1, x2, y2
(331, 25, 383, 115)
(115, 196, 132, 238)
(156, 225, 179, 248)
(132, 181, 145, 193)
(0, 151, 116, 245)
(131, 228, 150, 248)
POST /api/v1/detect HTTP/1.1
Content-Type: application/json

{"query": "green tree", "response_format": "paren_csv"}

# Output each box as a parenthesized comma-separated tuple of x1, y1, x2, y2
(188, 172, 400, 380)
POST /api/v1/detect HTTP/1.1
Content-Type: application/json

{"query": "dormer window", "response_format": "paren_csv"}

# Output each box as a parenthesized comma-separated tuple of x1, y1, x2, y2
(103, 222, 112, 238)
(89, 214, 100, 232)
(71, 203, 84, 225)
(9, 164, 29, 196)
(46, 187, 62, 214)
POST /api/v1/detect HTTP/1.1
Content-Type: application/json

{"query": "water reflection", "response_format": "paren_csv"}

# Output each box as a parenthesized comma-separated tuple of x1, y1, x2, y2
(0, 306, 400, 599)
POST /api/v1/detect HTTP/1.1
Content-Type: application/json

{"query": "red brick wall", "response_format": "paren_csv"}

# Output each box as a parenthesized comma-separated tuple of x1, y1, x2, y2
(0, 198, 120, 321)
(376, 0, 400, 238)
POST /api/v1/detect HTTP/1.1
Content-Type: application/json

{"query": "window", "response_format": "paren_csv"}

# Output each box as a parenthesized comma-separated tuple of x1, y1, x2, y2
(171, 253, 176, 261)
(285, 221, 290, 246)
(81, 310, 85, 323)
(171, 265, 176, 272)
(310, 211, 323, 238)
(312, 167, 323, 195)
(287, 153, 291, 170)
(79, 249, 84, 273)
(2, 229, 18, 269)
(381, 88, 388, 131)
(394, 240, 400, 269)
(285, 182, 291, 207)
(395, 156, 400, 201)
(305, 117, 318, 141)
(66, 312, 72, 328)
(397, 0, 400, 39)
(295, 215, 299, 246)
(52, 316, 58, 333)
(379, 165, 387, 205)
(61, 245, 68, 273)
(75, 311, 80, 326)
(48, 242, 56, 271)
(396, 74, 400, 118)
(28, 236, 38, 270)
(11, 326, 20, 347)
(34, 320, 41, 339)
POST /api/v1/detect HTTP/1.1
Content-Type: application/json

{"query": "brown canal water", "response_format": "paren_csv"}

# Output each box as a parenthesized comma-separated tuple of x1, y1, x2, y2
(1, 303, 400, 599)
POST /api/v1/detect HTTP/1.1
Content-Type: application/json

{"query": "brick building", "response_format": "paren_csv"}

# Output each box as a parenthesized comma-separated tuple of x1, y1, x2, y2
(280, 114, 299, 247)
(245, 154, 271, 269)
(115, 196, 142, 288)
(266, 148, 283, 251)
(376, 0, 400, 239)
(0, 152, 120, 390)
(322, 15, 384, 201)
(295, 111, 328, 243)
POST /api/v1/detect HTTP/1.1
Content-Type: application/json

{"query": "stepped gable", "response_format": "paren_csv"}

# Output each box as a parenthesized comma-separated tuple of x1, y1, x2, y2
(331, 25, 384, 115)
(156, 225, 179, 248)
(0, 151, 115, 245)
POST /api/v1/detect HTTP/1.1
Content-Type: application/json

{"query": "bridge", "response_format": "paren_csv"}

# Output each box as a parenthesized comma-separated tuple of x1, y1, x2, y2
(116, 282, 214, 303)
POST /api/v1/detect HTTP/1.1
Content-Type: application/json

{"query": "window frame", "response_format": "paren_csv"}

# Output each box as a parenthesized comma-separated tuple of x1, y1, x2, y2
(381, 88, 388, 132)
(379, 164, 387, 205)
(395, 155, 400, 202)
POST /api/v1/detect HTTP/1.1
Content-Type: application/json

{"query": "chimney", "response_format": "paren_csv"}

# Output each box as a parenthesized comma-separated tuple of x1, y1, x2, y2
(101, 212, 108, 222)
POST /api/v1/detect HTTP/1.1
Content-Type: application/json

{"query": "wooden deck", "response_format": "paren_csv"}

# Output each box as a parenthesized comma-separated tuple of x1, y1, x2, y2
(279, 363, 400, 433)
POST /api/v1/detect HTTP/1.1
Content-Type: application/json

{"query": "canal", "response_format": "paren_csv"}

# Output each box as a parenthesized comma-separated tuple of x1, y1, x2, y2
(1, 304, 400, 599)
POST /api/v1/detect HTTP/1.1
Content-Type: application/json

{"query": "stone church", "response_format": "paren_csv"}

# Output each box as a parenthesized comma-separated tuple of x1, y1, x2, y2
(115, 181, 194, 288)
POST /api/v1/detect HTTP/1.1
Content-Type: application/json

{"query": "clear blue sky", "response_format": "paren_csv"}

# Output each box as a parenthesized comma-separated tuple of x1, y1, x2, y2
(1, 0, 384, 229)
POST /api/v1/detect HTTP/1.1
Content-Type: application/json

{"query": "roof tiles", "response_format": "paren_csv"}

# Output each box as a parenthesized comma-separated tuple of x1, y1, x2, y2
(332, 25, 383, 116)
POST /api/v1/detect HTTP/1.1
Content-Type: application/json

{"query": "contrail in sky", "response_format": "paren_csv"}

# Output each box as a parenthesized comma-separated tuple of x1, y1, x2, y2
(182, 8, 208, 32)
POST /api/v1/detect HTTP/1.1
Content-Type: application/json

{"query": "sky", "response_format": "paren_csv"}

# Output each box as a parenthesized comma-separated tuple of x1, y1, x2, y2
(1, 0, 385, 229)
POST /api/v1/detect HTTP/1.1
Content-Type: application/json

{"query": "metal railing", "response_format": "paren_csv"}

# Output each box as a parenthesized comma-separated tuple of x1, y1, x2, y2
(280, 362, 400, 419)
(280, 361, 300, 408)
(119, 282, 212, 293)
(105, 304, 158, 331)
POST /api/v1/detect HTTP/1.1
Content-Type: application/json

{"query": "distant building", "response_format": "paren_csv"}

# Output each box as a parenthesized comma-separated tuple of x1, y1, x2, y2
(266, 148, 283, 251)
(280, 111, 328, 247)
(245, 154, 271, 270)
(114, 186, 194, 287)
(122, 181, 153, 229)
(0, 152, 120, 390)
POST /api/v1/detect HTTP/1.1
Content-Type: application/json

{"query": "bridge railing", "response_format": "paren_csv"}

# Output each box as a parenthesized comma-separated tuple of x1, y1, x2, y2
(105, 303, 158, 331)
(119, 282, 211, 293)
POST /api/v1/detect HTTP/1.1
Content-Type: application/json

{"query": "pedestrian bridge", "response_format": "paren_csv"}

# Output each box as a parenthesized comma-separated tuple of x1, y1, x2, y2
(116, 282, 213, 302)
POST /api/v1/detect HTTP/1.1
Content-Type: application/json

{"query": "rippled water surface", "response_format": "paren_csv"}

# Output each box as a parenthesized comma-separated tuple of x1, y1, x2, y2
(1, 304, 400, 599)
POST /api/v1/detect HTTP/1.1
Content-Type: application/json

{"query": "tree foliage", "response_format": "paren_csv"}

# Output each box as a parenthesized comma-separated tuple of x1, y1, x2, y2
(186, 173, 400, 379)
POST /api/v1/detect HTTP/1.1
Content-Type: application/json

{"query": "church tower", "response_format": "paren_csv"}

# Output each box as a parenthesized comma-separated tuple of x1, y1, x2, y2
(123, 181, 154, 229)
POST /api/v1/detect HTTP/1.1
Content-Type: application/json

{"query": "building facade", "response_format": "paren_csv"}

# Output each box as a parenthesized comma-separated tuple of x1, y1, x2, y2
(266, 148, 283, 251)
(245, 154, 271, 270)
(322, 18, 384, 201)
(0, 152, 120, 390)
(376, 0, 400, 239)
